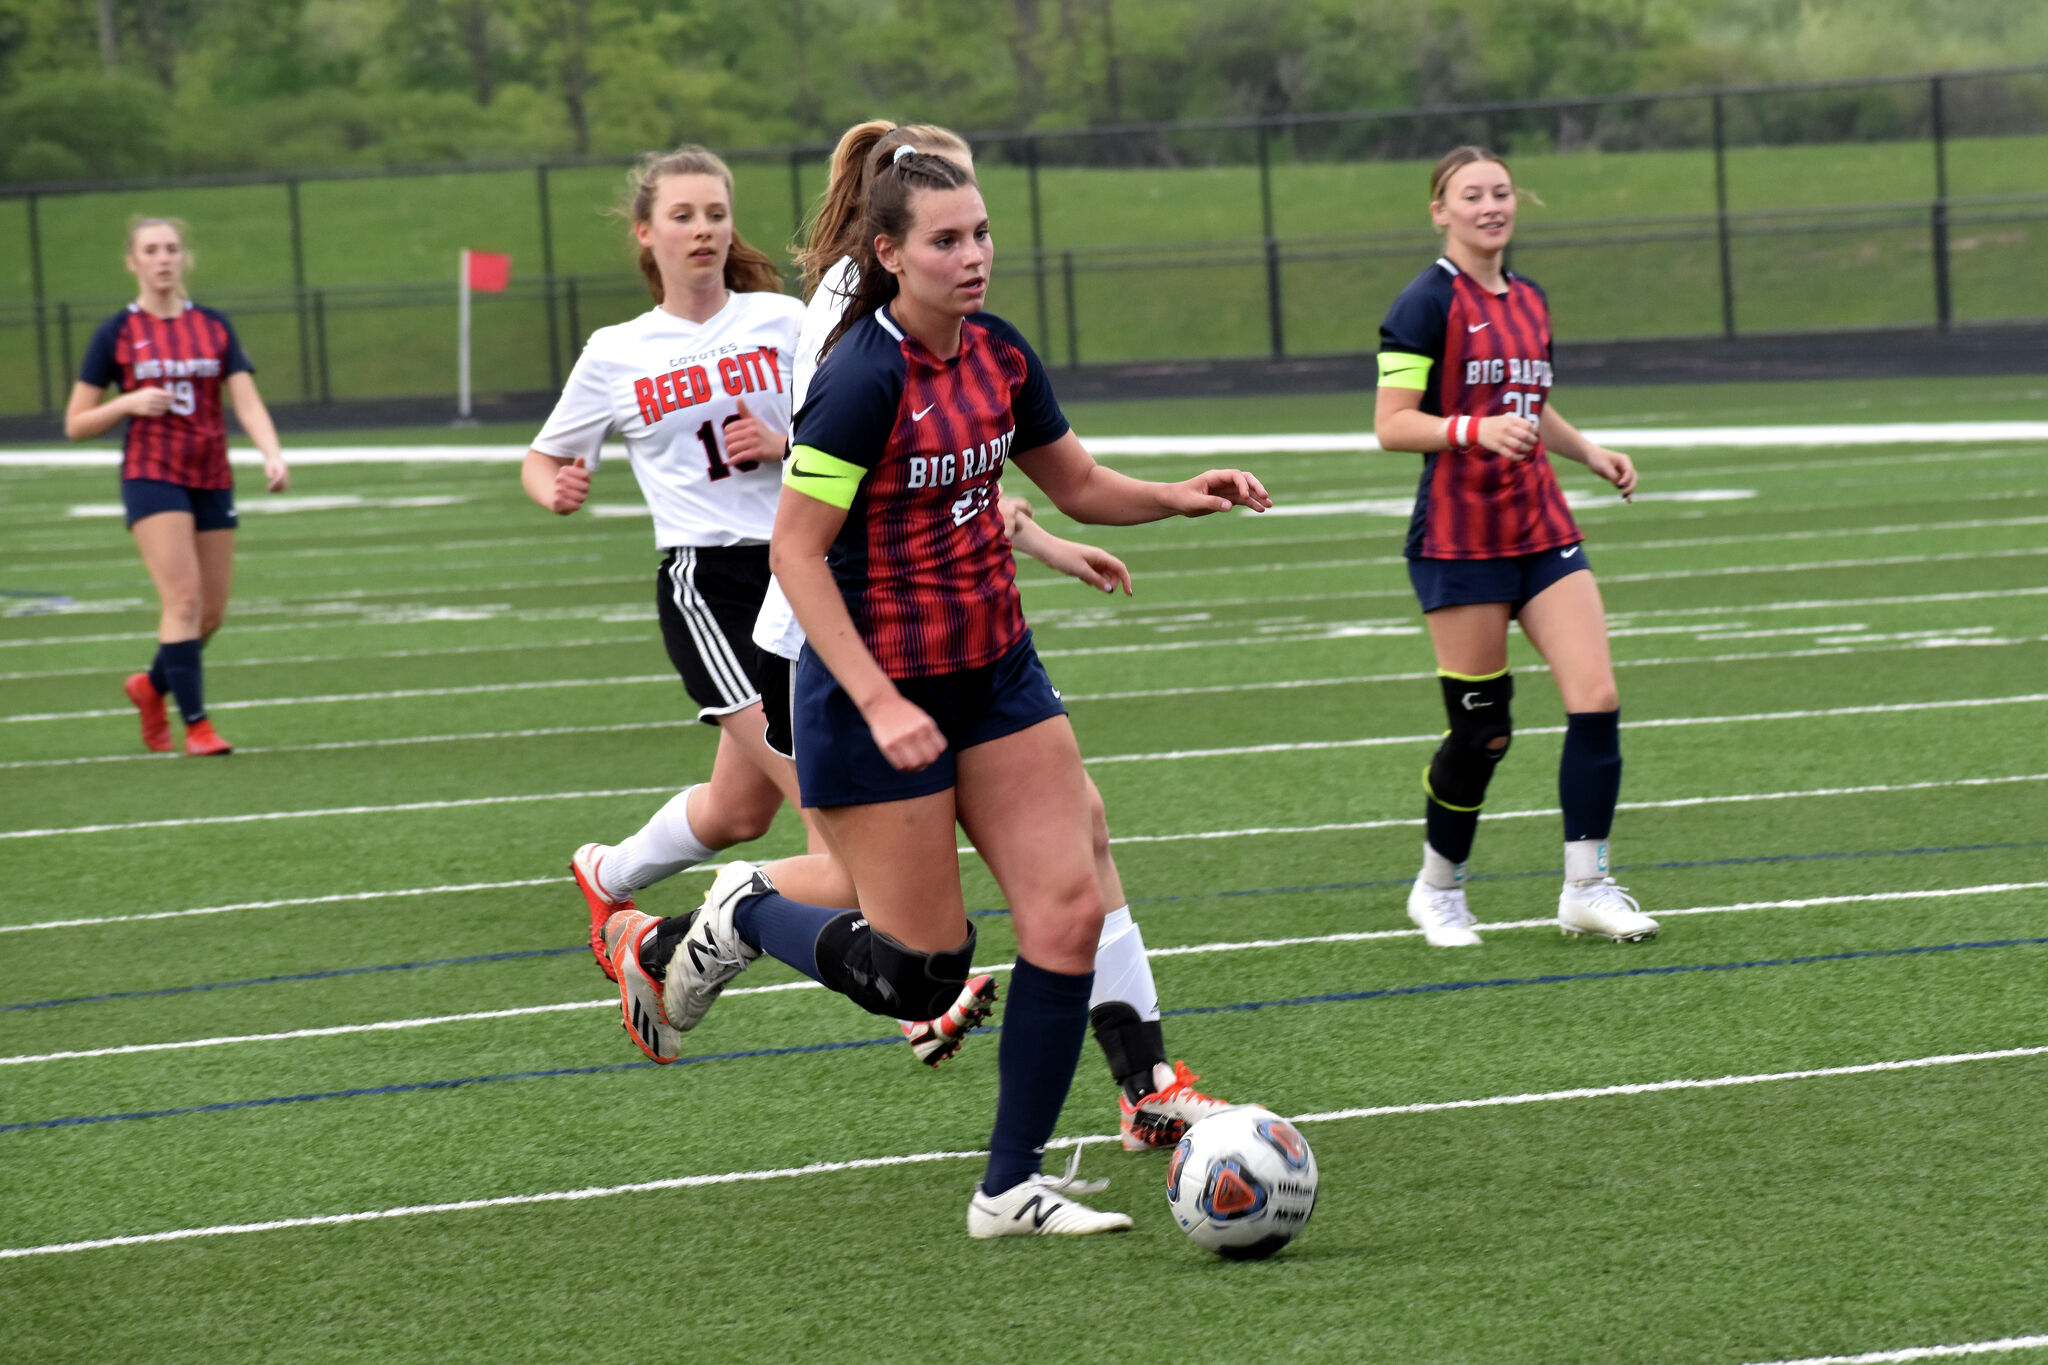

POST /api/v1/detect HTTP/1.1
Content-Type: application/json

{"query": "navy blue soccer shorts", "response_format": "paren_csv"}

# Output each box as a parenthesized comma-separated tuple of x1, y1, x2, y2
(1407, 542, 1590, 617)
(121, 478, 237, 531)
(792, 628, 1069, 808)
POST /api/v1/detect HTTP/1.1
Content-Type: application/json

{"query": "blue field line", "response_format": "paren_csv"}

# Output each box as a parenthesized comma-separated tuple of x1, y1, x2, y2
(10, 839, 2043, 1012)
(8, 933, 2045, 1137)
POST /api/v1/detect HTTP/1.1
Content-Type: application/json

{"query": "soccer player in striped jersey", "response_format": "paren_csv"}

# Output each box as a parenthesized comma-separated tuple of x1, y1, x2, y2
(521, 147, 867, 985)
(1375, 145, 1658, 947)
(764, 119, 1239, 1147)
(65, 216, 289, 757)
(601, 148, 1269, 1236)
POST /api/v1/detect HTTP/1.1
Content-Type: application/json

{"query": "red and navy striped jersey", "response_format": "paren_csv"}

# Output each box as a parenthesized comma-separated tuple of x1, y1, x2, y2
(1378, 258, 1579, 561)
(79, 303, 253, 489)
(790, 307, 1069, 679)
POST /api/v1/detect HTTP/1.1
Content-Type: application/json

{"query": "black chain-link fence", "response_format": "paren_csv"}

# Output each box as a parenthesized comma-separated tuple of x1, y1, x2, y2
(4, 63, 2045, 417)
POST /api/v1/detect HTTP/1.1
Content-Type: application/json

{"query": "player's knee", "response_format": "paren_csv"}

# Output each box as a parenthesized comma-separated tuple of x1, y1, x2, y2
(1575, 680, 1620, 713)
(1425, 671, 1514, 812)
(860, 923, 977, 1021)
(199, 609, 226, 640)
(163, 592, 202, 633)
(1034, 873, 1106, 966)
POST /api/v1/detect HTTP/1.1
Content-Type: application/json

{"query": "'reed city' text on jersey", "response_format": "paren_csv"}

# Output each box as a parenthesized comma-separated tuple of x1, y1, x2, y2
(1378, 258, 1581, 561)
(786, 307, 1069, 680)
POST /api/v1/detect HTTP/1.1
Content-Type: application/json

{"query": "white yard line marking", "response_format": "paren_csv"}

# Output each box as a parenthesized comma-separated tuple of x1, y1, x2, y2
(6, 881, 2043, 1057)
(6, 1041, 2045, 1258)
(0, 878, 564, 934)
(1737, 1335, 2048, 1364)
(0, 635, 649, 683)
(0, 720, 691, 771)
(0, 786, 679, 841)
(1, 675, 677, 724)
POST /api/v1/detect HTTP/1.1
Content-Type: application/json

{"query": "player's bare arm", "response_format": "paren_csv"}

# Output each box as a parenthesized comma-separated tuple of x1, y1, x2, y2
(521, 449, 589, 515)
(225, 371, 289, 492)
(1539, 405, 1637, 498)
(770, 484, 946, 772)
(63, 380, 173, 441)
(1374, 384, 1538, 460)
(1010, 513, 1132, 595)
(1014, 430, 1270, 524)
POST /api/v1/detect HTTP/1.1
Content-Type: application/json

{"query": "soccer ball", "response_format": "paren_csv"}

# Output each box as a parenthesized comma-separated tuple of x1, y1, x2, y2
(1165, 1106, 1318, 1259)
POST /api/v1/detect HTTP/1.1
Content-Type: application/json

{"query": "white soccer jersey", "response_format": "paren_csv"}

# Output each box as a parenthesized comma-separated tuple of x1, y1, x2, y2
(533, 290, 805, 548)
(752, 256, 861, 660)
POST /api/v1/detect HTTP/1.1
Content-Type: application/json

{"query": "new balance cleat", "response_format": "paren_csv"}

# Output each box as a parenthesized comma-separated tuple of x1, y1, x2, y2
(1120, 1060, 1237, 1151)
(124, 673, 172, 752)
(901, 974, 999, 1066)
(968, 1156, 1132, 1238)
(570, 843, 632, 982)
(602, 908, 679, 1063)
(1558, 879, 1660, 943)
(660, 860, 766, 1033)
(1407, 877, 1481, 947)
(182, 718, 232, 756)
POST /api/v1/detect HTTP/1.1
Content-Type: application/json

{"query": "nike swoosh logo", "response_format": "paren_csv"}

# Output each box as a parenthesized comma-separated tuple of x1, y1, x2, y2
(1562, 546, 1581, 558)
(911, 404, 936, 421)
(1467, 323, 1489, 333)
(787, 461, 831, 479)
(136, 340, 152, 348)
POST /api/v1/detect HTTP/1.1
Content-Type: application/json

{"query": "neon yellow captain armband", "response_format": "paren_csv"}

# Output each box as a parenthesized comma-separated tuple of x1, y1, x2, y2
(782, 445, 866, 510)
(1377, 351, 1433, 391)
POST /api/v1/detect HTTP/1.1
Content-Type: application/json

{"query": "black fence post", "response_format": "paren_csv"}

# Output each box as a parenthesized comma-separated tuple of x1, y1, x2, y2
(1258, 122, 1284, 359)
(1712, 93, 1736, 340)
(538, 164, 563, 387)
(28, 193, 51, 414)
(58, 301, 74, 385)
(286, 178, 313, 400)
(312, 290, 331, 402)
(566, 276, 582, 359)
(1027, 138, 1050, 356)
(788, 148, 806, 245)
(1060, 251, 1079, 367)
(1930, 76, 1953, 330)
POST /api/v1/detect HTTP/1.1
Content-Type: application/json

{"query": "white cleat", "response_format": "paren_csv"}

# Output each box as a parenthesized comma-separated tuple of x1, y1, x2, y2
(968, 1157, 1133, 1238)
(1407, 877, 1482, 947)
(1558, 878, 1660, 942)
(661, 861, 768, 1031)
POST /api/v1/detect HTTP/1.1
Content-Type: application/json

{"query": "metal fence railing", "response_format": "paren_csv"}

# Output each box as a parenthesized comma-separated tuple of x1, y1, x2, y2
(4, 62, 2046, 417)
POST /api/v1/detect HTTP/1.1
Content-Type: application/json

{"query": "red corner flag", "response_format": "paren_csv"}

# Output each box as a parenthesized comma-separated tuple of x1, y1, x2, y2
(465, 250, 512, 292)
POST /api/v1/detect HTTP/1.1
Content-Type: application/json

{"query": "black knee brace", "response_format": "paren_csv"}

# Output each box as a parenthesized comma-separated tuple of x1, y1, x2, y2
(817, 914, 977, 1021)
(1425, 670, 1514, 812)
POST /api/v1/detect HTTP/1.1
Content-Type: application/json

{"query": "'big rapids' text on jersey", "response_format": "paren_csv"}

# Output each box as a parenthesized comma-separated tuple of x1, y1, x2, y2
(1378, 258, 1580, 560)
(787, 308, 1068, 679)
(533, 290, 805, 548)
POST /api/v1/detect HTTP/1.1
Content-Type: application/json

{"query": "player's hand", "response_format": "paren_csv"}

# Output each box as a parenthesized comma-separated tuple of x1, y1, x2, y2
(1477, 414, 1538, 460)
(1162, 468, 1272, 517)
(1036, 538, 1132, 595)
(861, 691, 948, 772)
(724, 398, 785, 467)
(998, 493, 1036, 538)
(263, 454, 290, 493)
(1589, 448, 1637, 501)
(126, 387, 175, 417)
(550, 456, 590, 515)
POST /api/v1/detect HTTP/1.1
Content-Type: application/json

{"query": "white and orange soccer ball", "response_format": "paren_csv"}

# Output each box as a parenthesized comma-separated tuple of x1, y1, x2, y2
(1165, 1106, 1319, 1259)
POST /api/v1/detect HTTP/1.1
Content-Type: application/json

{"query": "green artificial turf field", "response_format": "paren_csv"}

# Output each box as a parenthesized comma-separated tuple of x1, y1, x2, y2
(2, 377, 2046, 1363)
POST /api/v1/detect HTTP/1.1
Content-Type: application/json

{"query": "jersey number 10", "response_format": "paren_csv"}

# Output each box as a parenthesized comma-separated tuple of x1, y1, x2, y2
(697, 414, 760, 481)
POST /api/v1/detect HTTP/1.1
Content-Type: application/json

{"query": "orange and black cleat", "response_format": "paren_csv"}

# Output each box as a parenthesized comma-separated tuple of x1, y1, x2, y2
(570, 843, 633, 982)
(124, 673, 173, 753)
(182, 718, 232, 756)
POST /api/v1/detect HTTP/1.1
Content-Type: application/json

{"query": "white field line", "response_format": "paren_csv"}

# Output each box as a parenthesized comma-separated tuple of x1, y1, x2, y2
(1738, 1336, 2048, 1365)
(0, 635, 649, 683)
(0, 878, 564, 934)
(8, 685, 2045, 842)
(6, 1040, 2046, 1259)
(0, 720, 692, 772)
(0, 675, 676, 724)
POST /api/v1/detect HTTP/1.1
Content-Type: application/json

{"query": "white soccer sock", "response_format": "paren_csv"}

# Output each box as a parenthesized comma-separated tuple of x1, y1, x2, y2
(1088, 907, 1160, 1020)
(1564, 838, 1611, 886)
(1420, 841, 1466, 891)
(602, 786, 718, 897)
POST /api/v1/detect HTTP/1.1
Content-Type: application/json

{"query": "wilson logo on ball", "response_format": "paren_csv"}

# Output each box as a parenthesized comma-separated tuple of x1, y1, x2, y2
(1199, 1159, 1269, 1221)
(1256, 1117, 1311, 1169)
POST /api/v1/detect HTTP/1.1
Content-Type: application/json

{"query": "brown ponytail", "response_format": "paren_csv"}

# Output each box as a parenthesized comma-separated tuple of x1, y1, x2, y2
(817, 148, 978, 363)
(620, 144, 783, 303)
(795, 120, 971, 295)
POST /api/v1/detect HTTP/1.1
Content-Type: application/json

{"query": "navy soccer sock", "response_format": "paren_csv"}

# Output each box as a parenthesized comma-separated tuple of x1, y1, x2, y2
(732, 890, 846, 984)
(983, 957, 1095, 1197)
(1559, 709, 1623, 842)
(146, 646, 169, 697)
(157, 638, 206, 724)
